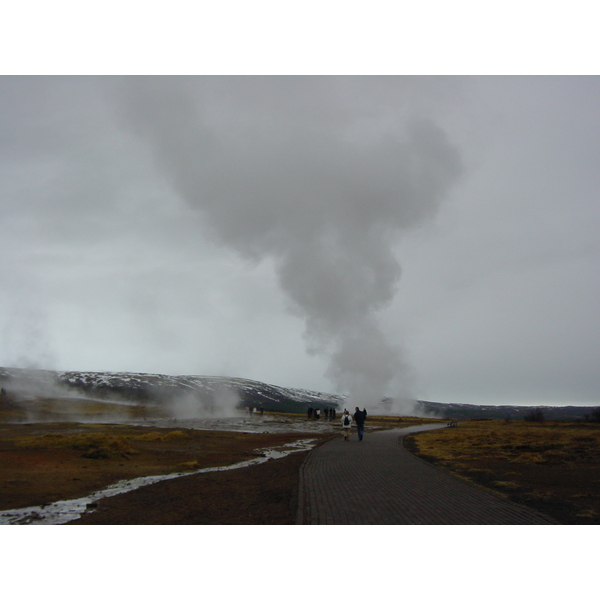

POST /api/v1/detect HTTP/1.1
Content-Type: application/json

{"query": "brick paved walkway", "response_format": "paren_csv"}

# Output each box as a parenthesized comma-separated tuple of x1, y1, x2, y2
(296, 425, 556, 525)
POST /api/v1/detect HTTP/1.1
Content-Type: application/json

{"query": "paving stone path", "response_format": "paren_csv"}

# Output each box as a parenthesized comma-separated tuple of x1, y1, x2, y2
(296, 424, 556, 525)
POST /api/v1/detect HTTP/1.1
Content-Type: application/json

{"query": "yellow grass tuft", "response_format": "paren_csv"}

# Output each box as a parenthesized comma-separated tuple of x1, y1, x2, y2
(510, 452, 546, 464)
(178, 460, 199, 469)
(494, 481, 522, 490)
(131, 430, 188, 442)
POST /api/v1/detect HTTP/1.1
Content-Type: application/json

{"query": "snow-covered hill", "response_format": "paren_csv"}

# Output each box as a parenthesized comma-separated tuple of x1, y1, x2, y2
(0, 367, 345, 414)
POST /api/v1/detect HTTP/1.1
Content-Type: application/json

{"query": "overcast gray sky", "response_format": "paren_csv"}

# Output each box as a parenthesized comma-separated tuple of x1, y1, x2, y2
(1, 76, 598, 406)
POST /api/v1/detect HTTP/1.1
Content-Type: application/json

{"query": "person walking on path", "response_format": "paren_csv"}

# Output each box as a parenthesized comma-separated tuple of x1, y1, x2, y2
(341, 409, 352, 441)
(354, 407, 367, 441)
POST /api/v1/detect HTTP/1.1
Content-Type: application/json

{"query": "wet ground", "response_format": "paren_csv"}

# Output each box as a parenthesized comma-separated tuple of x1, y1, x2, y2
(0, 413, 341, 524)
(143, 413, 342, 434)
(1, 437, 316, 524)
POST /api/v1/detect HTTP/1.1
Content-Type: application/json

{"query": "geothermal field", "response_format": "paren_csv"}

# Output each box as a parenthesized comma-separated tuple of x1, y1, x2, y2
(0, 367, 353, 524)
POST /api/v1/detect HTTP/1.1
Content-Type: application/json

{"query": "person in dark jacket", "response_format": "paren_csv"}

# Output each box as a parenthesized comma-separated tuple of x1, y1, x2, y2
(353, 407, 367, 441)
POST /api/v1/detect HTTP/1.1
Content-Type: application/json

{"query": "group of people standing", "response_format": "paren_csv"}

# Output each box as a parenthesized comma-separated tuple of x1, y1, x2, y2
(307, 406, 336, 420)
(341, 407, 367, 442)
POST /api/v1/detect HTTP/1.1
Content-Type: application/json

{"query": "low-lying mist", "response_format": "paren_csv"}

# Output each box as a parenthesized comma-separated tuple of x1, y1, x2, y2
(0, 371, 244, 424)
(166, 386, 242, 420)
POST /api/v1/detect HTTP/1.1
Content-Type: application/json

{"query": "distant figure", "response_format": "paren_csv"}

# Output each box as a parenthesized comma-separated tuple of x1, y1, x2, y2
(353, 407, 367, 441)
(259, 406, 264, 415)
(307, 406, 313, 420)
(341, 409, 352, 442)
(315, 408, 321, 420)
(0, 387, 5, 397)
(330, 408, 336, 421)
(323, 407, 329, 419)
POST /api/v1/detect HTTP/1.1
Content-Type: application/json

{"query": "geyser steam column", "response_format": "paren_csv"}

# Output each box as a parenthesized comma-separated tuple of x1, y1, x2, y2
(115, 78, 463, 406)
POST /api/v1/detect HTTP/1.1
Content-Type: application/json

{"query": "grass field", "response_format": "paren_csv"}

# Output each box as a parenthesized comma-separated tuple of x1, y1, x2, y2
(404, 419, 600, 524)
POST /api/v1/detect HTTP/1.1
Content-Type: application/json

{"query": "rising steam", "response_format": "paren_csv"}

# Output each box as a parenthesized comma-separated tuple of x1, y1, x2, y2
(113, 78, 463, 407)
(167, 385, 241, 420)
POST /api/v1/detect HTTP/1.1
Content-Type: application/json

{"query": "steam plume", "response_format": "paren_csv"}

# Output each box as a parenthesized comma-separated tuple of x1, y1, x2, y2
(113, 78, 463, 406)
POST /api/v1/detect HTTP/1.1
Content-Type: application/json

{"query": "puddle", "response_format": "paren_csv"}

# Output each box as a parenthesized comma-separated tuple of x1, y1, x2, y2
(0, 438, 317, 525)
(145, 414, 340, 435)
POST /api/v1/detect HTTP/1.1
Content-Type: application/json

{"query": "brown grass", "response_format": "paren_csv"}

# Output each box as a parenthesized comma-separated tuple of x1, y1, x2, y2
(404, 419, 600, 524)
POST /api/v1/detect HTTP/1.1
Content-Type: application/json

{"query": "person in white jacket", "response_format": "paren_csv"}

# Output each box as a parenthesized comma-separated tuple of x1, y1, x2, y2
(341, 409, 353, 442)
